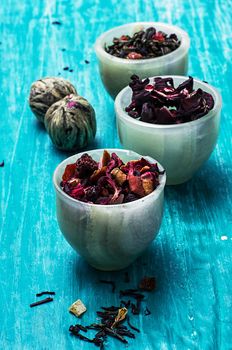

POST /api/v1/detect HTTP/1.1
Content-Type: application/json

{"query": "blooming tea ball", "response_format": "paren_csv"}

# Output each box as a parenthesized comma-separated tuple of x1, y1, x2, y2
(29, 77, 77, 123)
(44, 94, 96, 151)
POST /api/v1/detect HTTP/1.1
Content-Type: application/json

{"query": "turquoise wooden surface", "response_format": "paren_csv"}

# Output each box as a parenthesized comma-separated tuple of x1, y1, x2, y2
(0, 0, 232, 349)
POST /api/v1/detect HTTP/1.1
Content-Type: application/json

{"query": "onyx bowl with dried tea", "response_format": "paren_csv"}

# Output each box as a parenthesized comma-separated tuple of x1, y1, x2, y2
(95, 22, 190, 98)
(115, 76, 222, 185)
(53, 149, 166, 271)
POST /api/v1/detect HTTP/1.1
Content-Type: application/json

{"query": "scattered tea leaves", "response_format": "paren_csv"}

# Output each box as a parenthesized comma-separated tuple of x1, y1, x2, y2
(0, 160, 4, 167)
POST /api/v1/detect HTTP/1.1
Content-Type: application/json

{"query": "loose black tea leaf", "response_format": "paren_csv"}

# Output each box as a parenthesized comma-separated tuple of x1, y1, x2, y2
(30, 297, 53, 307)
(99, 280, 116, 293)
(101, 306, 119, 312)
(144, 306, 151, 316)
(120, 300, 131, 308)
(36, 291, 55, 297)
(85, 60, 90, 64)
(104, 327, 128, 343)
(68, 275, 155, 348)
(61, 48, 66, 51)
(127, 316, 140, 333)
(131, 302, 140, 315)
(52, 21, 62, 25)
(120, 289, 145, 300)
(0, 160, 4, 167)
(139, 276, 156, 291)
(69, 69, 73, 72)
(63, 66, 69, 71)
(69, 326, 94, 343)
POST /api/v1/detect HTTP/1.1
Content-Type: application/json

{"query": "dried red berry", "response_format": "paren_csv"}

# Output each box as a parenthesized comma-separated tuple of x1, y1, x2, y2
(127, 52, 143, 59)
(152, 32, 165, 42)
(76, 154, 98, 178)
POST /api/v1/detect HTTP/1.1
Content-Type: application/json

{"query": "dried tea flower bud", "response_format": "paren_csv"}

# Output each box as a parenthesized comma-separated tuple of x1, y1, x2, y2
(29, 77, 77, 123)
(44, 94, 96, 151)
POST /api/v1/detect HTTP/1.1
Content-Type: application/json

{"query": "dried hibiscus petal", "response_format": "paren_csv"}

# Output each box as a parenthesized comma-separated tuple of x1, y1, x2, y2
(62, 163, 76, 181)
(126, 75, 214, 124)
(128, 175, 145, 197)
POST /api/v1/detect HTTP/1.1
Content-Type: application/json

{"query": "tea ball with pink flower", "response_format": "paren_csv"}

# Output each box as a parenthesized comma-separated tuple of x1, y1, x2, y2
(29, 77, 77, 123)
(44, 94, 96, 151)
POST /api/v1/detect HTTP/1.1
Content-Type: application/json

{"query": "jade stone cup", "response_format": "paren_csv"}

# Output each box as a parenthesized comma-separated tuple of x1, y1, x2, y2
(115, 76, 222, 185)
(95, 22, 190, 98)
(53, 149, 166, 271)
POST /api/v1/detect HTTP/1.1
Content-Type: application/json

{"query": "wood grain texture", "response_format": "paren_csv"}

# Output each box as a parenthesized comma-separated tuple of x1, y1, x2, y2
(0, 0, 232, 349)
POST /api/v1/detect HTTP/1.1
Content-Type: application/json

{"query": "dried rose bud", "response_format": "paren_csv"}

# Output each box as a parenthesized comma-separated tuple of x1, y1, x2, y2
(29, 77, 77, 123)
(44, 94, 96, 151)
(111, 307, 128, 328)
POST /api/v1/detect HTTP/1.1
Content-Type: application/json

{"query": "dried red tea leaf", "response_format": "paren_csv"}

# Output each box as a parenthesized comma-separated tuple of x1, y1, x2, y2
(90, 166, 107, 182)
(111, 168, 127, 186)
(139, 277, 156, 291)
(142, 177, 154, 195)
(62, 163, 76, 181)
(128, 175, 145, 197)
(99, 150, 111, 167)
(140, 165, 150, 174)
